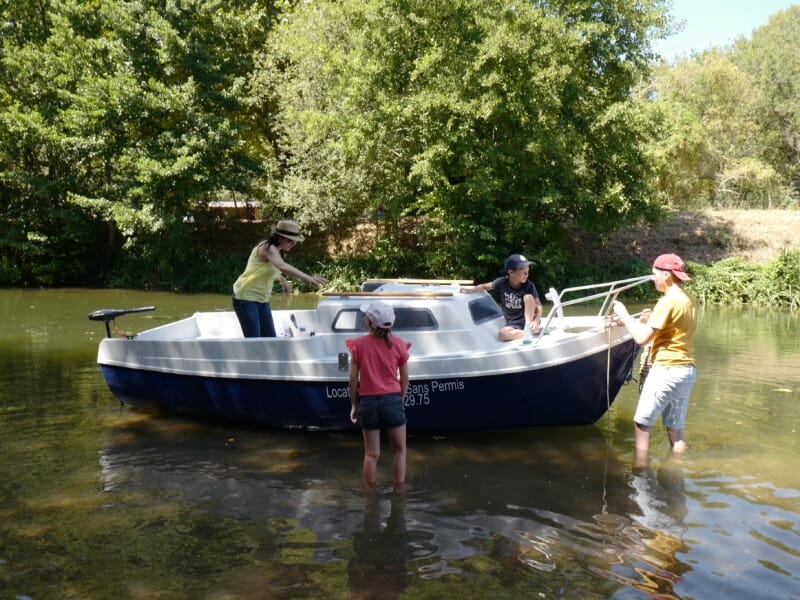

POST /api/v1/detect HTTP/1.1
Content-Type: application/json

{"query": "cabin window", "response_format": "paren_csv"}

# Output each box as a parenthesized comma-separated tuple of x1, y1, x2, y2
(394, 307, 437, 330)
(332, 307, 438, 332)
(468, 296, 502, 324)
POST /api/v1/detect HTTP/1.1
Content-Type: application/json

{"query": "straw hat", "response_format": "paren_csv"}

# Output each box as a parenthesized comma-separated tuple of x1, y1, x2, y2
(271, 219, 305, 242)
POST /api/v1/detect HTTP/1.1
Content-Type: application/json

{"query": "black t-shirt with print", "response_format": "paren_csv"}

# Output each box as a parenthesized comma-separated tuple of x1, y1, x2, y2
(491, 277, 539, 329)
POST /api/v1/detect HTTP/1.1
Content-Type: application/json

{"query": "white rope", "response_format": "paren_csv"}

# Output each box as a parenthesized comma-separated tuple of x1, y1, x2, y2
(606, 323, 613, 415)
(600, 322, 614, 517)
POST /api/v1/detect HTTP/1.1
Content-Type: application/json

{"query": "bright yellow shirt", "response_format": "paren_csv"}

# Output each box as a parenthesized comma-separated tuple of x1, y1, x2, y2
(648, 285, 698, 367)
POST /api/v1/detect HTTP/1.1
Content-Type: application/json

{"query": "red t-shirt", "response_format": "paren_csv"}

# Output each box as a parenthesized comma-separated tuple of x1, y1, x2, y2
(346, 334, 411, 396)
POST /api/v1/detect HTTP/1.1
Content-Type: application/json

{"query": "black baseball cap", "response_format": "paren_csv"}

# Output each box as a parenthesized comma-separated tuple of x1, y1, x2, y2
(504, 253, 534, 271)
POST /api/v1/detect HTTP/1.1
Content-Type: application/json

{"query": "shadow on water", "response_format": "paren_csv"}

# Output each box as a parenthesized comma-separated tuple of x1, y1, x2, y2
(94, 414, 695, 598)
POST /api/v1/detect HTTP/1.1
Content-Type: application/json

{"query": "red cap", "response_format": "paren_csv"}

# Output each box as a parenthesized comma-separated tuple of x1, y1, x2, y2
(653, 253, 690, 281)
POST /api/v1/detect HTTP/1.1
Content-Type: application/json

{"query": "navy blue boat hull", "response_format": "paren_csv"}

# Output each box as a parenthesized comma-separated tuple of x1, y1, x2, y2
(99, 340, 638, 431)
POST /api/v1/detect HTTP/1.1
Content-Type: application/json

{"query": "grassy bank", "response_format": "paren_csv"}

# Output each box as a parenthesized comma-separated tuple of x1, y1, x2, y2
(687, 251, 800, 310)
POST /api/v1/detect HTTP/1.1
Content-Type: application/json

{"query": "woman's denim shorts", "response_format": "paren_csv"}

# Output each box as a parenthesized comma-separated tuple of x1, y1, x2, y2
(357, 393, 407, 431)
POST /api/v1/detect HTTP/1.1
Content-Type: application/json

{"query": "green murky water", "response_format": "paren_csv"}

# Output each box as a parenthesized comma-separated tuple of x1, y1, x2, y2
(1, 289, 798, 599)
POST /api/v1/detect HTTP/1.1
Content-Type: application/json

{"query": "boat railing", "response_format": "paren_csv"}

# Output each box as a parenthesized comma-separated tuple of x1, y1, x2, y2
(536, 274, 654, 343)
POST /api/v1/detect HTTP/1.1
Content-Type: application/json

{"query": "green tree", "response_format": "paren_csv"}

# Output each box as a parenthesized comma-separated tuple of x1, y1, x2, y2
(0, 0, 277, 287)
(646, 6, 800, 211)
(733, 5, 800, 205)
(644, 50, 773, 208)
(258, 0, 669, 279)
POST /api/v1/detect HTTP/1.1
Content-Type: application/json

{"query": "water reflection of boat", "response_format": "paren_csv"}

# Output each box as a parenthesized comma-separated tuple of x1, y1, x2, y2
(98, 419, 692, 597)
(89, 276, 651, 431)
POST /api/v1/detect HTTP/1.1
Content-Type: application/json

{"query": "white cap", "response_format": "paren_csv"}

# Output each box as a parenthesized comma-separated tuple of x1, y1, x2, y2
(360, 301, 395, 329)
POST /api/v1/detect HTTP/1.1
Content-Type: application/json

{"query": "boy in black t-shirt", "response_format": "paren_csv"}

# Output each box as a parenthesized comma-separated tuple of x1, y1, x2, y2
(460, 254, 543, 341)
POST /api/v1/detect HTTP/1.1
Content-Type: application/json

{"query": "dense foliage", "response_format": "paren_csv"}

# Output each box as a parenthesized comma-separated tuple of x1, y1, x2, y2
(0, 0, 277, 288)
(258, 0, 668, 278)
(688, 250, 800, 310)
(1, 0, 798, 307)
(645, 6, 800, 210)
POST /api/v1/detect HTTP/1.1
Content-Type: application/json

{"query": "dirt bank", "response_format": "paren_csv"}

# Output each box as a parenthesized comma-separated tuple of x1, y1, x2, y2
(201, 209, 800, 268)
(573, 209, 800, 267)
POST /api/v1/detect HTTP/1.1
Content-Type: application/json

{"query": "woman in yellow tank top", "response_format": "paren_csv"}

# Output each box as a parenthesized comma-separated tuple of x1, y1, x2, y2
(232, 219, 327, 337)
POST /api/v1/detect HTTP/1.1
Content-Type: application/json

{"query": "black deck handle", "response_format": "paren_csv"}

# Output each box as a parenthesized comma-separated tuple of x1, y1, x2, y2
(88, 306, 156, 337)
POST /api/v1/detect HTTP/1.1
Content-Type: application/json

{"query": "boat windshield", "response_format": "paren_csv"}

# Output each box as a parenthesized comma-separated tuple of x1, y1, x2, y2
(332, 307, 438, 332)
(467, 296, 502, 324)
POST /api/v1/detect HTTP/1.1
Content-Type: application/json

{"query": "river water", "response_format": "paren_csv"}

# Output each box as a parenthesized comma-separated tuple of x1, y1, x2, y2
(0, 288, 798, 599)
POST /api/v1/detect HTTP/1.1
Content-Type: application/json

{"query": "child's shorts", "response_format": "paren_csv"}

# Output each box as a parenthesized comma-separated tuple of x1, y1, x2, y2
(634, 364, 696, 429)
(357, 393, 407, 430)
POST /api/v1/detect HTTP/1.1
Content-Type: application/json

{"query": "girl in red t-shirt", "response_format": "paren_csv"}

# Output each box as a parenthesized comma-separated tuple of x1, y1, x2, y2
(347, 301, 411, 489)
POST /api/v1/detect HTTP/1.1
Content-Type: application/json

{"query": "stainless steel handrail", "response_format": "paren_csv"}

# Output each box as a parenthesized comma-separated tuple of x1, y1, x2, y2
(535, 274, 654, 343)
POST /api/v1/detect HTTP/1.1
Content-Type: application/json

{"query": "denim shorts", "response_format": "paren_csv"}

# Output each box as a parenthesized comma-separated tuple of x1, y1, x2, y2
(635, 364, 697, 429)
(357, 393, 407, 431)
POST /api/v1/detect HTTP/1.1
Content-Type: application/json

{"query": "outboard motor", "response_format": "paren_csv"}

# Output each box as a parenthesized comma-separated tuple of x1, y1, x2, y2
(88, 306, 156, 337)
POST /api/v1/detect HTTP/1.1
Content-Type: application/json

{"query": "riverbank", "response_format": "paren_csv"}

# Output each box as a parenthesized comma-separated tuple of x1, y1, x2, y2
(198, 208, 799, 266)
(182, 208, 800, 302)
(572, 209, 800, 267)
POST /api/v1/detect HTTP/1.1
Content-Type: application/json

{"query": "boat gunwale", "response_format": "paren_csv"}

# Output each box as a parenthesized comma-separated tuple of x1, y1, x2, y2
(97, 322, 634, 381)
(98, 338, 635, 382)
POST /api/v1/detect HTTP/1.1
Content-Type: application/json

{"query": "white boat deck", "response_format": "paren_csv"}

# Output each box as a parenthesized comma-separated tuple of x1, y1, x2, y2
(98, 276, 653, 380)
